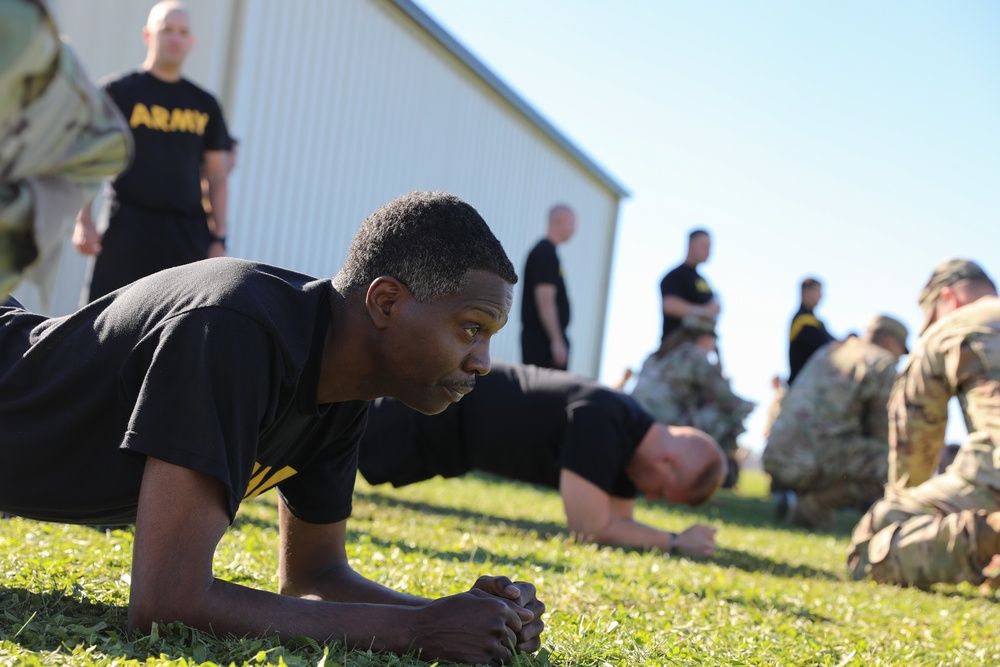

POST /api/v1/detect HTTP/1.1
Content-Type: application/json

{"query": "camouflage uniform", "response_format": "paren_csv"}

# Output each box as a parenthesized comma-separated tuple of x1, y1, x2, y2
(763, 335, 899, 529)
(849, 293, 1000, 587)
(1, 0, 131, 301)
(630, 339, 754, 454)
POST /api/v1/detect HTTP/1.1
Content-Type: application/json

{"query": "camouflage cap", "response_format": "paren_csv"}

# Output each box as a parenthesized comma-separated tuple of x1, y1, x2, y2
(867, 314, 909, 354)
(917, 258, 988, 333)
(681, 312, 717, 336)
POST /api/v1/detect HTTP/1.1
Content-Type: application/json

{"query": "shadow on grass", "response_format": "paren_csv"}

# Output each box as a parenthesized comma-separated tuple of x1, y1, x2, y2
(0, 587, 128, 652)
(355, 489, 847, 582)
(355, 489, 570, 541)
(934, 584, 1000, 605)
(0, 588, 335, 665)
(356, 533, 572, 574)
(711, 547, 841, 581)
(662, 489, 862, 537)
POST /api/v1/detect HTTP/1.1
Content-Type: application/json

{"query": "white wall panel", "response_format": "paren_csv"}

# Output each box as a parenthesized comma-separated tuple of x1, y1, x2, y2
(19, 0, 624, 377)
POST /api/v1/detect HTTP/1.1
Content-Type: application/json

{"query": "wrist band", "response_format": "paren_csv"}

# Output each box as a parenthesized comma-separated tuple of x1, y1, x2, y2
(210, 234, 227, 248)
(669, 532, 679, 554)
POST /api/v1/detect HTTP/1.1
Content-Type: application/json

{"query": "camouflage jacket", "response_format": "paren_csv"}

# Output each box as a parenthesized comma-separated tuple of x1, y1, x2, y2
(630, 341, 754, 425)
(768, 337, 897, 448)
(1, 0, 131, 299)
(889, 296, 1000, 489)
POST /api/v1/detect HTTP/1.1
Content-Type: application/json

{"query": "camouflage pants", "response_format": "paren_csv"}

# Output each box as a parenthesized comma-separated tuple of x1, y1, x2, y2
(848, 471, 1000, 587)
(764, 433, 887, 496)
(764, 434, 887, 529)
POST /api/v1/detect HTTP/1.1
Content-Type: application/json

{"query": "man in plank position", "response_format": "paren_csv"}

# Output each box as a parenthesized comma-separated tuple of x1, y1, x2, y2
(360, 362, 726, 557)
(1, 191, 542, 666)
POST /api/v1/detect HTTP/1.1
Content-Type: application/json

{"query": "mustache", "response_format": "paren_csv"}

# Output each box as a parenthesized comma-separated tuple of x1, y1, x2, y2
(447, 378, 477, 391)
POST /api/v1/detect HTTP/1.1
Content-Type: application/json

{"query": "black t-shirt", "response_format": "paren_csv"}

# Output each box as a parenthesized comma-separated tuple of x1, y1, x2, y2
(520, 239, 570, 334)
(0, 259, 366, 525)
(788, 305, 834, 385)
(104, 70, 231, 216)
(358, 362, 653, 499)
(659, 263, 714, 340)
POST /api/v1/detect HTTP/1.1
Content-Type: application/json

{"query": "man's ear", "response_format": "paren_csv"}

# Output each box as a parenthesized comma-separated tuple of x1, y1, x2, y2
(934, 285, 960, 322)
(659, 447, 682, 470)
(365, 277, 408, 330)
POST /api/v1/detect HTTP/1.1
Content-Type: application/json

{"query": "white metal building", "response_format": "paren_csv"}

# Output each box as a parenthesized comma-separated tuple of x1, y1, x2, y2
(20, 0, 628, 376)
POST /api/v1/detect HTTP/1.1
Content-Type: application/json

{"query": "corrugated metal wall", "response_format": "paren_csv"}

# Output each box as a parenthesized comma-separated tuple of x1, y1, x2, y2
(18, 0, 624, 376)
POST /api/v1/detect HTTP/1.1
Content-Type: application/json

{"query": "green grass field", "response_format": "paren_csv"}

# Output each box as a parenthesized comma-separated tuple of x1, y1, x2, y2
(2, 470, 998, 666)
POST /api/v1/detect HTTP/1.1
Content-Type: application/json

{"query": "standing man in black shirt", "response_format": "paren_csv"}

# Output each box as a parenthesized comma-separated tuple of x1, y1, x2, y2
(73, 1, 232, 302)
(520, 204, 575, 369)
(359, 362, 725, 558)
(659, 229, 719, 341)
(788, 276, 834, 385)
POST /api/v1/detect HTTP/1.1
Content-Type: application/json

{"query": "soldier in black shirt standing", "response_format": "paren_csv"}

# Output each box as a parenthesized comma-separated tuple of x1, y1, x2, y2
(788, 276, 834, 385)
(659, 229, 719, 341)
(520, 204, 575, 369)
(73, 1, 232, 302)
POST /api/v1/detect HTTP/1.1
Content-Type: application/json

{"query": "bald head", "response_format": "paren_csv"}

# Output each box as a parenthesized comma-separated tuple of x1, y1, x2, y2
(665, 426, 727, 506)
(627, 423, 726, 506)
(147, 1, 189, 29)
(143, 1, 194, 79)
(546, 204, 576, 245)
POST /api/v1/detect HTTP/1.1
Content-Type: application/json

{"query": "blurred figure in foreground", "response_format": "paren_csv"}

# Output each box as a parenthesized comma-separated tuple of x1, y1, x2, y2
(849, 260, 1000, 589)
(1, 0, 131, 302)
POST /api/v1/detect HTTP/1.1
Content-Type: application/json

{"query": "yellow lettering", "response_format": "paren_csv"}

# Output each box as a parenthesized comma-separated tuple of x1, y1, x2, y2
(150, 105, 171, 130)
(169, 108, 196, 133)
(128, 103, 152, 129)
(194, 111, 209, 135)
(130, 105, 210, 134)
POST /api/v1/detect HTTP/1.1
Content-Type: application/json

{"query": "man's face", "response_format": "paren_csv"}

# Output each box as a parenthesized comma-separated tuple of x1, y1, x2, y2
(803, 284, 823, 309)
(689, 234, 711, 264)
(382, 270, 513, 415)
(556, 209, 577, 243)
(145, 9, 193, 67)
(633, 457, 687, 504)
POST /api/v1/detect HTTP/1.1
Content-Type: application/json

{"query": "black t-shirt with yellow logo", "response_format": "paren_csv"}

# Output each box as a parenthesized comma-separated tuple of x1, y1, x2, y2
(659, 263, 715, 340)
(103, 70, 231, 216)
(787, 305, 834, 385)
(359, 363, 653, 499)
(0, 259, 365, 526)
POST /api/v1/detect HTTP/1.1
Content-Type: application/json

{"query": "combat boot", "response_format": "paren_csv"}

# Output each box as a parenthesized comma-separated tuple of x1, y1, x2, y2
(790, 491, 837, 531)
(977, 511, 1000, 593)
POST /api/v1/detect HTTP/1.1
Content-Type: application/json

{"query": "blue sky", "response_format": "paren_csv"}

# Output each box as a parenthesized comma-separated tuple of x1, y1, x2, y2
(414, 0, 1000, 451)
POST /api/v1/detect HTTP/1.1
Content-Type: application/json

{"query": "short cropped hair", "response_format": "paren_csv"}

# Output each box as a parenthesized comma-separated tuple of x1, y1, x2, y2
(801, 277, 822, 293)
(686, 454, 726, 507)
(334, 191, 518, 301)
(688, 228, 710, 243)
(968, 274, 998, 294)
(548, 203, 573, 221)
